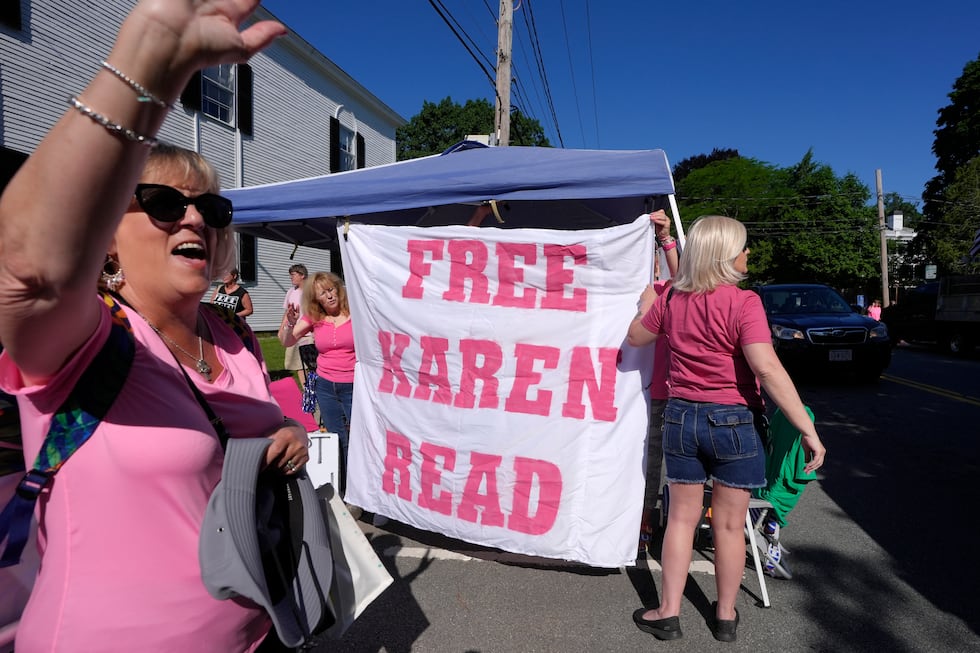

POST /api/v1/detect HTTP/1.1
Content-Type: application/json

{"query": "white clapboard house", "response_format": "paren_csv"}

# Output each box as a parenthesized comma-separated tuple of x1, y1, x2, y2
(0, 1, 405, 331)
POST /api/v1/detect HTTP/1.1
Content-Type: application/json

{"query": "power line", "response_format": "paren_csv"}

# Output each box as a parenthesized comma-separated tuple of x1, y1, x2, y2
(426, 0, 496, 88)
(522, 0, 565, 147)
(558, 0, 586, 147)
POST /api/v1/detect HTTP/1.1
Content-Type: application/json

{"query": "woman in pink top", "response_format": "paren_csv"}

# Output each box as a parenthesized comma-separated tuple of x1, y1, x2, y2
(281, 271, 356, 494)
(0, 3, 304, 651)
(638, 210, 680, 553)
(627, 216, 826, 643)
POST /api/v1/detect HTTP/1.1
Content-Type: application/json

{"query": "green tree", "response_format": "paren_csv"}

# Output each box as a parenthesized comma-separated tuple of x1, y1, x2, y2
(396, 97, 550, 161)
(922, 53, 980, 270)
(675, 151, 878, 288)
(671, 148, 740, 184)
(929, 156, 980, 273)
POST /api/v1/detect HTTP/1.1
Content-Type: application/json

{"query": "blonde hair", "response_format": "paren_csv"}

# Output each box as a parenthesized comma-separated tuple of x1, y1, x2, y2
(141, 143, 236, 279)
(671, 215, 747, 293)
(304, 272, 350, 319)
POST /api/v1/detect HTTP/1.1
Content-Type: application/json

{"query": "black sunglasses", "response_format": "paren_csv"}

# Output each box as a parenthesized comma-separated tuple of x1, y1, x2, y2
(134, 183, 233, 229)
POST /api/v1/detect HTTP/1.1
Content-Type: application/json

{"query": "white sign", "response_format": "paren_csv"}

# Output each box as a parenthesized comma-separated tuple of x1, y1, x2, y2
(340, 215, 655, 567)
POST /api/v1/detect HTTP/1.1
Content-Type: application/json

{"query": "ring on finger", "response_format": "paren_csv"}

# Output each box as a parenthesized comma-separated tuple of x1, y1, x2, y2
(285, 460, 296, 471)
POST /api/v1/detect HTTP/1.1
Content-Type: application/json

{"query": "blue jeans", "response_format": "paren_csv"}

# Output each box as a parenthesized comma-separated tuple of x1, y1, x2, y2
(315, 378, 354, 493)
(662, 398, 766, 489)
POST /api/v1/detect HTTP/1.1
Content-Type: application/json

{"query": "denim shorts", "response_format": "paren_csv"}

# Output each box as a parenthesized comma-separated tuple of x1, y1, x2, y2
(662, 398, 766, 489)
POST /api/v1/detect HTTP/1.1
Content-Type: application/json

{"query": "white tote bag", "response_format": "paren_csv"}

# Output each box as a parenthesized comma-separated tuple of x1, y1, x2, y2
(317, 484, 393, 638)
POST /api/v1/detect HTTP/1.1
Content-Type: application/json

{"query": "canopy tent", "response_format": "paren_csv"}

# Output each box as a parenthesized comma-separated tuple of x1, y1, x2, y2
(224, 142, 677, 249)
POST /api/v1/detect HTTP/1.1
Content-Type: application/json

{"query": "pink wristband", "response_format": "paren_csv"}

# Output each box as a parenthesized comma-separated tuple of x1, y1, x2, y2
(661, 239, 677, 252)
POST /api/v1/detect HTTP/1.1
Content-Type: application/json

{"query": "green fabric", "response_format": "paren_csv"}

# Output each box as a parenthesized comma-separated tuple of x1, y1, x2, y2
(753, 405, 817, 526)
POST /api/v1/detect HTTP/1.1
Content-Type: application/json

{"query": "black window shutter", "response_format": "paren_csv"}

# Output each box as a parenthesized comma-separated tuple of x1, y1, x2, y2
(239, 234, 257, 282)
(356, 133, 366, 169)
(180, 71, 202, 111)
(329, 117, 340, 173)
(0, 1, 22, 30)
(237, 63, 254, 136)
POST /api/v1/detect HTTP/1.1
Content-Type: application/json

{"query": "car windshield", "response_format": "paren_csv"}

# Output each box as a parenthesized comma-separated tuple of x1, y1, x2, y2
(763, 288, 853, 315)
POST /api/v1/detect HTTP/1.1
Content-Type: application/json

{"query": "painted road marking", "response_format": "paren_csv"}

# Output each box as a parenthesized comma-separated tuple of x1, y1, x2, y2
(383, 546, 718, 574)
(882, 373, 980, 408)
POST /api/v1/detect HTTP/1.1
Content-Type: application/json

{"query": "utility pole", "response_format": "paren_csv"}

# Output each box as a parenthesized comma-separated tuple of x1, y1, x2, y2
(493, 0, 513, 146)
(876, 169, 891, 307)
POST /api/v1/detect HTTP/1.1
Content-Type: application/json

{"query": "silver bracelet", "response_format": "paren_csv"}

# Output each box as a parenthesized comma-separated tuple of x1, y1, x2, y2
(101, 60, 174, 109)
(68, 96, 159, 147)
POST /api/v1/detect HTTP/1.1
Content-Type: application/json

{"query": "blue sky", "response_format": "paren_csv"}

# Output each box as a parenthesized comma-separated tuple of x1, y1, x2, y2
(260, 0, 979, 206)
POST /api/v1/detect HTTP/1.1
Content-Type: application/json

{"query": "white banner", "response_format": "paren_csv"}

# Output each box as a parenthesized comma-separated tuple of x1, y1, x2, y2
(340, 214, 655, 567)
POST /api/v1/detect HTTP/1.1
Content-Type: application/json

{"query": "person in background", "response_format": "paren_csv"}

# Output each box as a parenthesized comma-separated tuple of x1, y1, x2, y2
(280, 271, 356, 495)
(280, 264, 315, 385)
(0, 2, 295, 650)
(868, 298, 882, 321)
(627, 216, 825, 643)
(638, 210, 679, 554)
(210, 267, 253, 319)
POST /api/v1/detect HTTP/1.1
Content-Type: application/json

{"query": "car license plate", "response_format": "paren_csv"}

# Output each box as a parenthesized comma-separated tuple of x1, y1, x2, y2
(829, 349, 852, 362)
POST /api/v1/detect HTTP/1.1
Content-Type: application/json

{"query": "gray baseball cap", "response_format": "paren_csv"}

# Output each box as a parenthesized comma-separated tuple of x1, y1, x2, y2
(199, 437, 335, 648)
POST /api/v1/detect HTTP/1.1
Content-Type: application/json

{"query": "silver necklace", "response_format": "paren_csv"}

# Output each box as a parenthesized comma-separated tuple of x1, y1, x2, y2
(147, 319, 213, 382)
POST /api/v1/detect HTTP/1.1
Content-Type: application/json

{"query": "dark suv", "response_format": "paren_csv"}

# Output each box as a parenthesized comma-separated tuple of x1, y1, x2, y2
(751, 284, 891, 381)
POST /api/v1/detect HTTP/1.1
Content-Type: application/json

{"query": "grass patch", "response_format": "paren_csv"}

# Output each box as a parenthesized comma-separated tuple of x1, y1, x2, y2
(255, 332, 292, 380)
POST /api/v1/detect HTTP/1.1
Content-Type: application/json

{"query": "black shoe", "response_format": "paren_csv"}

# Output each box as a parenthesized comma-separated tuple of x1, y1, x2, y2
(632, 609, 683, 640)
(710, 602, 739, 642)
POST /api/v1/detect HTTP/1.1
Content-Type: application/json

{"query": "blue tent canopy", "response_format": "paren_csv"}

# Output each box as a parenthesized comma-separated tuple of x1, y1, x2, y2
(225, 143, 676, 249)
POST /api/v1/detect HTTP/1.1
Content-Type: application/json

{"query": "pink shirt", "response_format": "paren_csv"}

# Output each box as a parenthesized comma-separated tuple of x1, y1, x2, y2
(868, 305, 881, 321)
(0, 297, 281, 652)
(641, 284, 772, 409)
(648, 280, 672, 400)
(283, 286, 303, 310)
(301, 317, 356, 382)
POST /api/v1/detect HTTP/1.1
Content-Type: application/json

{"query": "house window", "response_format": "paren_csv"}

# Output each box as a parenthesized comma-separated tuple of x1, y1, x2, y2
(238, 234, 257, 282)
(202, 65, 236, 125)
(0, 2, 22, 30)
(339, 125, 356, 172)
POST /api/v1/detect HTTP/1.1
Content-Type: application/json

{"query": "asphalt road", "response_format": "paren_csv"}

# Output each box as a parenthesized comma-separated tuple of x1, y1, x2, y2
(313, 346, 980, 653)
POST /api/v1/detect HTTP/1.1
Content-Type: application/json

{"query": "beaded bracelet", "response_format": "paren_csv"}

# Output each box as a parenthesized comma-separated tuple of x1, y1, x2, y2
(101, 60, 174, 109)
(68, 96, 159, 147)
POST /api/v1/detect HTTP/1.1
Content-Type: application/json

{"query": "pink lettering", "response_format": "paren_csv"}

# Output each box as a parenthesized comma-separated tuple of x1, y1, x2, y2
(541, 244, 587, 312)
(414, 336, 453, 404)
(442, 240, 492, 304)
(456, 452, 505, 527)
(419, 442, 456, 515)
(402, 240, 444, 299)
(380, 432, 563, 534)
(504, 343, 560, 416)
(454, 339, 503, 409)
(508, 457, 563, 535)
(381, 430, 414, 501)
(561, 346, 619, 421)
(377, 331, 412, 397)
(493, 242, 538, 308)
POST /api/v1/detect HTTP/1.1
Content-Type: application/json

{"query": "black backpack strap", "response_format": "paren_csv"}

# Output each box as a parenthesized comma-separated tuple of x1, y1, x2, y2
(0, 293, 135, 567)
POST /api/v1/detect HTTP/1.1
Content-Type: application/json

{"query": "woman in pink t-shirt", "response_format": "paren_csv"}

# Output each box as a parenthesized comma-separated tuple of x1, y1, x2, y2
(627, 216, 826, 643)
(281, 271, 356, 494)
(0, 4, 300, 651)
(638, 210, 680, 553)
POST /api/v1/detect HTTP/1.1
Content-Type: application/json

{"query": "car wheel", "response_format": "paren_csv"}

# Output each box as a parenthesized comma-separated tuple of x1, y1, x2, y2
(946, 332, 973, 357)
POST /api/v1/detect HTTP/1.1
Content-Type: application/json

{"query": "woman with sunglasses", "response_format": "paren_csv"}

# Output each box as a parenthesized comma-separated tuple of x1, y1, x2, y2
(627, 216, 826, 643)
(0, 2, 297, 652)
